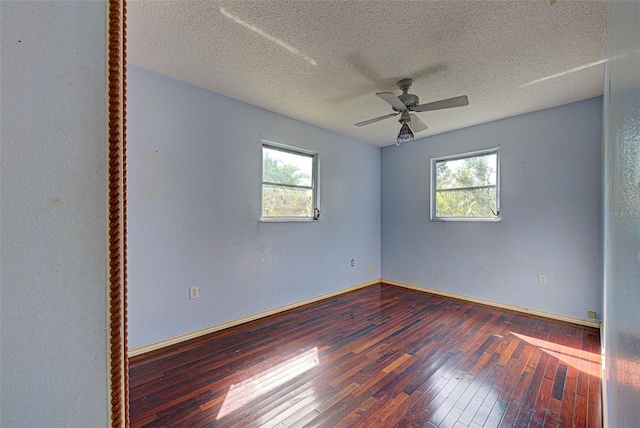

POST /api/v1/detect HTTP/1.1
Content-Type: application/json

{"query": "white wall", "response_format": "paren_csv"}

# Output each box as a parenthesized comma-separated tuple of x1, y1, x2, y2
(127, 66, 381, 348)
(0, 1, 108, 426)
(602, 1, 640, 425)
(381, 98, 603, 322)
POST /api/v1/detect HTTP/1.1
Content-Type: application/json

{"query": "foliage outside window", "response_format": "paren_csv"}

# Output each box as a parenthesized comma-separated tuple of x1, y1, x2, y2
(431, 148, 500, 221)
(261, 142, 318, 221)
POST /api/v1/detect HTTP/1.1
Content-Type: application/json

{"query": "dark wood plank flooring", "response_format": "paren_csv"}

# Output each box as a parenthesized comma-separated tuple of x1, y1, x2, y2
(129, 284, 601, 427)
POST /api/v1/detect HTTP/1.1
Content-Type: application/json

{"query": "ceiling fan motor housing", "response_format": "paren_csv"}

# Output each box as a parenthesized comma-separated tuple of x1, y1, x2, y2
(395, 78, 419, 111)
(397, 93, 419, 111)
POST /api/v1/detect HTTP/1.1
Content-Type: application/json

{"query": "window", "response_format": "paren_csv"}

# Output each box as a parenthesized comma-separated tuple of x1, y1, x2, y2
(261, 141, 319, 221)
(430, 148, 500, 221)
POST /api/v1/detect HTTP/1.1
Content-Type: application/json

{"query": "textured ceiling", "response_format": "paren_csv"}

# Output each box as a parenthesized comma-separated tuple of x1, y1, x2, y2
(127, 0, 608, 147)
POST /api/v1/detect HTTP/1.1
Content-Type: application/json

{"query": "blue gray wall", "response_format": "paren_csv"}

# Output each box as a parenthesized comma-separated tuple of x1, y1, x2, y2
(1, 1, 108, 425)
(127, 66, 381, 348)
(381, 98, 603, 322)
(602, 1, 640, 425)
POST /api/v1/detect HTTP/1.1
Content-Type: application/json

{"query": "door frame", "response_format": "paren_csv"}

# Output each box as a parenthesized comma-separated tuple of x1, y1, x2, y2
(107, 0, 128, 426)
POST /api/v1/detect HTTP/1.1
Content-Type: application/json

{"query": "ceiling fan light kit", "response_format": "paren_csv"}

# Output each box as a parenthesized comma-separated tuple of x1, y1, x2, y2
(396, 110, 414, 145)
(355, 78, 469, 146)
(396, 122, 414, 146)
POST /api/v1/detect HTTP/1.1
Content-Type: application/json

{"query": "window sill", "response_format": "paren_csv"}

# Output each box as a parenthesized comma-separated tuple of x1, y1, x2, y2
(430, 216, 502, 222)
(260, 217, 319, 223)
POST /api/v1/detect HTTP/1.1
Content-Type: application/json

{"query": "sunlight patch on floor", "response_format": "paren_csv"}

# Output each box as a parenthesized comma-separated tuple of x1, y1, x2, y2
(217, 347, 319, 419)
(511, 331, 600, 377)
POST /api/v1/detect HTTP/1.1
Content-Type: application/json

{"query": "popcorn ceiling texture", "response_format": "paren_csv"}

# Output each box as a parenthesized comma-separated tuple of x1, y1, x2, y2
(128, 0, 607, 146)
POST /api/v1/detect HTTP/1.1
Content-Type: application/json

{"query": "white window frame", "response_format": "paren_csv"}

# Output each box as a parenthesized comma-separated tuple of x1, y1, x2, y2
(260, 140, 320, 222)
(430, 147, 501, 222)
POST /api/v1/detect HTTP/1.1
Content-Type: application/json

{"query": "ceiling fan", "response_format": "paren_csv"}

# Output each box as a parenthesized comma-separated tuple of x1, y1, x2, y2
(354, 78, 469, 144)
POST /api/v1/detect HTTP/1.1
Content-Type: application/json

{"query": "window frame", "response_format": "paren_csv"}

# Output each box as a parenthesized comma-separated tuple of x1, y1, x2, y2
(260, 139, 320, 222)
(430, 147, 501, 222)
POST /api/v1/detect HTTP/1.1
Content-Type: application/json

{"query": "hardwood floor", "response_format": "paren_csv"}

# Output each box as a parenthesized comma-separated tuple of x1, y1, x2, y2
(129, 284, 602, 427)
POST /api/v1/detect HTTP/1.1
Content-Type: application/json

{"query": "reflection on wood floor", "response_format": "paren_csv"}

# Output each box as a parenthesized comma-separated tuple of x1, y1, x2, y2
(129, 284, 601, 427)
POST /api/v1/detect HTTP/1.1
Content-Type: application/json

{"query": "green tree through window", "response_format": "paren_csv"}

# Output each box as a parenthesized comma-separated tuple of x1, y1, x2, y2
(262, 144, 317, 219)
(263, 154, 309, 186)
(432, 149, 499, 220)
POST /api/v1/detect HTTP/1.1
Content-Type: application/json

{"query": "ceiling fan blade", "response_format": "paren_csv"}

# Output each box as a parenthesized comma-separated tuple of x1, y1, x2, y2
(414, 95, 469, 112)
(409, 114, 428, 133)
(376, 92, 406, 111)
(354, 112, 398, 127)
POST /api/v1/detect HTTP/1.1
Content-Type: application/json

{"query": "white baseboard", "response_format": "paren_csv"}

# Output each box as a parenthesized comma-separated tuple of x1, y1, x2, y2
(128, 279, 380, 358)
(382, 278, 601, 329)
(130, 278, 600, 358)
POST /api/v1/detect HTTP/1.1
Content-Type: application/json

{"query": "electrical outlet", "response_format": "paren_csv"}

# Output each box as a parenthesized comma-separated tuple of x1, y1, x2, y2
(538, 274, 547, 285)
(351, 259, 355, 267)
(189, 287, 199, 300)
(369, 264, 373, 273)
